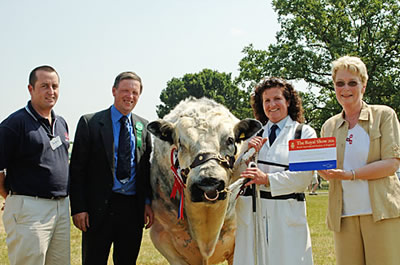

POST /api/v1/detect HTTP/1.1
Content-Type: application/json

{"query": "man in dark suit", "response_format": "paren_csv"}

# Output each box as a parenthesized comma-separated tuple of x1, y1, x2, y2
(69, 71, 154, 265)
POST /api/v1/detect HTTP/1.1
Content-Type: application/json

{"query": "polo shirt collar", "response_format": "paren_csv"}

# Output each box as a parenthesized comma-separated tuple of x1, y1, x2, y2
(25, 100, 56, 123)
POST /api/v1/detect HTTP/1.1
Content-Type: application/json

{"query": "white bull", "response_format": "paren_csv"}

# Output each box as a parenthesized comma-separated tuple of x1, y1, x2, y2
(147, 97, 261, 265)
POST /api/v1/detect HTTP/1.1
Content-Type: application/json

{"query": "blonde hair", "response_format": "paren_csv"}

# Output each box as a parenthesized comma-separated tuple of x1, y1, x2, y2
(331, 56, 369, 85)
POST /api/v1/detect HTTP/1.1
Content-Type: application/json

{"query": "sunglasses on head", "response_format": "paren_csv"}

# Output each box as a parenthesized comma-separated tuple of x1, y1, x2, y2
(335, 81, 359, 87)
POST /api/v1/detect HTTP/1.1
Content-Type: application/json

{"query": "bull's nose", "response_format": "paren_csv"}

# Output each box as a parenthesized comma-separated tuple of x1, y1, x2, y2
(190, 178, 226, 203)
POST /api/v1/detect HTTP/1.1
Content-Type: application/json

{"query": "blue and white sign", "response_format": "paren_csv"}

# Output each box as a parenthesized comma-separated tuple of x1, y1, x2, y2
(288, 137, 337, 171)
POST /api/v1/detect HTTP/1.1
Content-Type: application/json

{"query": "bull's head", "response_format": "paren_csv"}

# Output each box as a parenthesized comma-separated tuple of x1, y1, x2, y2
(148, 117, 260, 201)
(148, 115, 261, 261)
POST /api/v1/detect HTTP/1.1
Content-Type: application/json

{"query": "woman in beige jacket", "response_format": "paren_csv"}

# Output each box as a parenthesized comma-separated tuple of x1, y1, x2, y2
(319, 55, 400, 265)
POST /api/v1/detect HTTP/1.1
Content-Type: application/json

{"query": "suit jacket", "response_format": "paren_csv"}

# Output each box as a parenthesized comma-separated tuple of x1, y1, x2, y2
(69, 107, 152, 230)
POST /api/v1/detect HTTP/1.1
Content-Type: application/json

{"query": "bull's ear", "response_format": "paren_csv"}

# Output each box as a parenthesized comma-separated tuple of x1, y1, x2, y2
(234, 118, 262, 143)
(147, 120, 175, 145)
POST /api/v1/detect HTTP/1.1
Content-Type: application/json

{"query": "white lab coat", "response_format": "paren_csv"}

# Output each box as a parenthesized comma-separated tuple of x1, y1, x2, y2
(233, 117, 316, 265)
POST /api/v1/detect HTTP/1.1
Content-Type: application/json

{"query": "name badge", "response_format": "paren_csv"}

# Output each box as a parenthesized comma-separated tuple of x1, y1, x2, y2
(50, 135, 62, 150)
(288, 137, 337, 171)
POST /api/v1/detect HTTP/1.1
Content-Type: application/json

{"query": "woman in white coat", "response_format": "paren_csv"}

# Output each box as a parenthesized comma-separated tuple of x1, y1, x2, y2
(233, 77, 316, 265)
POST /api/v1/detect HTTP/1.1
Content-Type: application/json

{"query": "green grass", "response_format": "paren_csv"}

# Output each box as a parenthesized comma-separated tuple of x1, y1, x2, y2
(307, 193, 335, 265)
(0, 193, 335, 264)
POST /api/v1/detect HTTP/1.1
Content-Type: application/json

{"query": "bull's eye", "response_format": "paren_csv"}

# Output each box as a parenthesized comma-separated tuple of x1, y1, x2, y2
(178, 139, 183, 151)
(178, 138, 189, 151)
(226, 137, 235, 146)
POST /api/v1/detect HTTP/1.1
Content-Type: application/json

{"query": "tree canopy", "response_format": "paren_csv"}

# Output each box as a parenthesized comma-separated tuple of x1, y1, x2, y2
(156, 69, 252, 119)
(238, 0, 400, 132)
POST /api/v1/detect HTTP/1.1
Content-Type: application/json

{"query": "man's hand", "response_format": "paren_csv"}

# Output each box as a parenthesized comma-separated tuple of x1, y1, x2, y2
(72, 212, 90, 232)
(0, 171, 8, 201)
(144, 204, 154, 229)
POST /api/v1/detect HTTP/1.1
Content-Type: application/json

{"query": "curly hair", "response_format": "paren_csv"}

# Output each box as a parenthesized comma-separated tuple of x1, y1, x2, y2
(250, 77, 304, 125)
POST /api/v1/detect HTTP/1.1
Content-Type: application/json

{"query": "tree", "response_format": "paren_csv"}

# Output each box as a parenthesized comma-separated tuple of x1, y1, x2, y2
(237, 0, 400, 133)
(157, 69, 252, 119)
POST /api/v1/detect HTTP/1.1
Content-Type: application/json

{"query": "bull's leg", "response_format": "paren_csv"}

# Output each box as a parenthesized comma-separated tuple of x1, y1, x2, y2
(150, 224, 191, 265)
(202, 258, 209, 265)
(227, 253, 234, 265)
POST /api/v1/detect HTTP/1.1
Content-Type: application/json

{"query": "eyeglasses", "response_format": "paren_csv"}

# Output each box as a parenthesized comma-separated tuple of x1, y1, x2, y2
(335, 81, 359, 87)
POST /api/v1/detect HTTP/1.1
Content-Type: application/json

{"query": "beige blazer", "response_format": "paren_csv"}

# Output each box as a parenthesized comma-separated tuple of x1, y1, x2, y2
(321, 101, 400, 232)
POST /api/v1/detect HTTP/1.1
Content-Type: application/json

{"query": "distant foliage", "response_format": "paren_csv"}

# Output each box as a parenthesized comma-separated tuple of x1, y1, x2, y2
(237, 0, 400, 133)
(157, 69, 252, 119)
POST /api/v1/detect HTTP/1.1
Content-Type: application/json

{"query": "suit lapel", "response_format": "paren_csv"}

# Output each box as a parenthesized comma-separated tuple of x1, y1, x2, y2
(269, 117, 295, 147)
(100, 108, 115, 174)
(131, 114, 141, 163)
(280, 118, 296, 140)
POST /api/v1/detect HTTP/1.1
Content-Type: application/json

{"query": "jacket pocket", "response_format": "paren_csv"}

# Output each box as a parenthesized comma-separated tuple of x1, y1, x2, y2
(285, 200, 307, 227)
(368, 129, 381, 161)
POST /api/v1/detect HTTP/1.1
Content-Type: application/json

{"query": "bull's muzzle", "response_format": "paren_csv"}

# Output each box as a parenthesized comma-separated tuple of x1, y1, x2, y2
(190, 177, 227, 203)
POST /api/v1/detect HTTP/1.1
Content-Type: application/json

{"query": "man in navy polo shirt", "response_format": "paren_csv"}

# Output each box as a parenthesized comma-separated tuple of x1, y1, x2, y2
(0, 65, 70, 265)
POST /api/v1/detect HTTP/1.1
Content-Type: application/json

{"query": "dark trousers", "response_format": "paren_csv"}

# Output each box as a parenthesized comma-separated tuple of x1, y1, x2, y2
(82, 193, 143, 265)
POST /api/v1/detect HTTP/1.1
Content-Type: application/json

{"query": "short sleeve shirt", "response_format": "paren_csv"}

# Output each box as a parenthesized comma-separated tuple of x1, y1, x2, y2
(0, 101, 70, 197)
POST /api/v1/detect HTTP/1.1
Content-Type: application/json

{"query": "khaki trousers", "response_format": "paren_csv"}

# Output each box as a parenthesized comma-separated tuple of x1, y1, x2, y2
(2, 195, 71, 265)
(334, 215, 400, 265)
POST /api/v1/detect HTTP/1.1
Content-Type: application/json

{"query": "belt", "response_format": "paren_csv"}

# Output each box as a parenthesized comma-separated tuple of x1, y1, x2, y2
(110, 192, 137, 200)
(11, 191, 67, 200)
(241, 188, 305, 201)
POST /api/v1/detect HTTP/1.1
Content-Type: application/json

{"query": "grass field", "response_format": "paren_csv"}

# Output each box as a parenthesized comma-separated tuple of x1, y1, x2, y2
(0, 192, 335, 265)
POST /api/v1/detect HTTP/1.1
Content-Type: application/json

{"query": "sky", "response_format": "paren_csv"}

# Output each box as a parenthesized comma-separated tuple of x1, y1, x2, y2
(0, 0, 280, 140)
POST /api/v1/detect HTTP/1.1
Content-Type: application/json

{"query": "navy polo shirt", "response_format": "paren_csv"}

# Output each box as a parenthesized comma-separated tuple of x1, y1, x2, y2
(0, 101, 70, 198)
